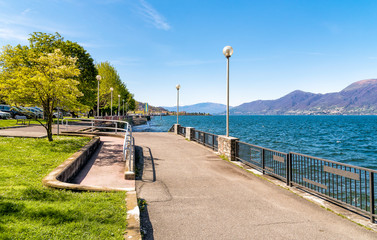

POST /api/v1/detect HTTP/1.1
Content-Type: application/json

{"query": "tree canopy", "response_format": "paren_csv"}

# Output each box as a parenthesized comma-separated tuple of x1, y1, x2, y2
(96, 61, 135, 114)
(28, 32, 98, 109)
(0, 47, 81, 141)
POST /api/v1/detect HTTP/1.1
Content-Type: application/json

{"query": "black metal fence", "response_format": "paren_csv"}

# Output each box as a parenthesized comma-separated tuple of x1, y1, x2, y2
(177, 125, 186, 136)
(192, 129, 218, 151)
(171, 124, 377, 222)
(236, 140, 377, 223)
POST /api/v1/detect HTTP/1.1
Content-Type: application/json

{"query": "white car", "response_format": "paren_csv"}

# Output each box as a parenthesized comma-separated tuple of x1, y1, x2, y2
(0, 110, 11, 119)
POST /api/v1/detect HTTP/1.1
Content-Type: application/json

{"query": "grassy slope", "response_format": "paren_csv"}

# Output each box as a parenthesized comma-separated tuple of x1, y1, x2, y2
(0, 136, 127, 239)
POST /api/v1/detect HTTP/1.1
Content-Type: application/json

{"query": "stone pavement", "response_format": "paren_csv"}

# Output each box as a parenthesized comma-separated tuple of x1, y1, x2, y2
(134, 132, 377, 240)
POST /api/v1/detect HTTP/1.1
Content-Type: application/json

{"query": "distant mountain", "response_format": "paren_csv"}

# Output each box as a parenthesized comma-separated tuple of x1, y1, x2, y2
(230, 79, 377, 115)
(162, 102, 228, 115)
(136, 101, 167, 112)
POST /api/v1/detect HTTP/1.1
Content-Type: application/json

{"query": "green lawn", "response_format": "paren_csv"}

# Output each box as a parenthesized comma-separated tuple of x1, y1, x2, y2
(0, 118, 80, 128)
(0, 136, 127, 239)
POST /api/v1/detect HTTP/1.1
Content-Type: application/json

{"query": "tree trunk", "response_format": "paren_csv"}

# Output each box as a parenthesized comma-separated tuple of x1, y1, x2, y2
(47, 112, 53, 141)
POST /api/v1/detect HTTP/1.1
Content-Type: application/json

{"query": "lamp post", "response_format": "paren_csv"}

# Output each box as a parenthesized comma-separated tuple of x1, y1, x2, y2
(176, 84, 180, 124)
(126, 102, 128, 116)
(223, 46, 233, 137)
(96, 75, 101, 118)
(110, 87, 114, 117)
(123, 99, 125, 116)
(118, 95, 121, 117)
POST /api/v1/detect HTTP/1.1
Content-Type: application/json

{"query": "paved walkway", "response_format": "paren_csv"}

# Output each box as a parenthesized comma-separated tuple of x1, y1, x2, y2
(134, 132, 377, 240)
(73, 136, 134, 190)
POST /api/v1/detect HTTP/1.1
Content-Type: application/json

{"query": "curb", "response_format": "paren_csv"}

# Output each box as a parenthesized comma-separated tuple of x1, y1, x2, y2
(124, 191, 142, 240)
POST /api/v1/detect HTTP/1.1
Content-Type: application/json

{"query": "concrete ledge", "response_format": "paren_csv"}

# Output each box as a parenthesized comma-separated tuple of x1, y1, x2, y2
(42, 135, 133, 192)
(124, 191, 142, 240)
(62, 131, 136, 181)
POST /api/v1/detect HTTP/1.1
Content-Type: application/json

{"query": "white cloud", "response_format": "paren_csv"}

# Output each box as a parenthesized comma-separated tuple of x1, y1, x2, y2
(138, 0, 170, 30)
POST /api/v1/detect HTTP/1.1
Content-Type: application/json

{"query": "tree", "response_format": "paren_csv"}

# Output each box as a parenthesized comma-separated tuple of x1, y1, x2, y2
(0, 46, 81, 141)
(28, 32, 97, 111)
(95, 62, 135, 115)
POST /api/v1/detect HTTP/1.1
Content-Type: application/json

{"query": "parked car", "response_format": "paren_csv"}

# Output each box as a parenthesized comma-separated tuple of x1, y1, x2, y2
(10, 106, 34, 119)
(0, 110, 11, 119)
(0, 105, 14, 118)
(25, 107, 43, 118)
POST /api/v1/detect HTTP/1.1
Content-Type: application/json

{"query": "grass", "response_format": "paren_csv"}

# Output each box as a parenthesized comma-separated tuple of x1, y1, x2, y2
(0, 136, 127, 239)
(0, 118, 82, 128)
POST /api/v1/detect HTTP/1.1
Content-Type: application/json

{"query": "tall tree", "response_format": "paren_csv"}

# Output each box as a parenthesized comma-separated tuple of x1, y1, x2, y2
(28, 32, 97, 111)
(0, 46, 81, 141)
(95, 61, 135, 114)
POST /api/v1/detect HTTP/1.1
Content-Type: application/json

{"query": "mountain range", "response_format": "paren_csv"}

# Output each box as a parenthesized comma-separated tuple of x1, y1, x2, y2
(162, 102, 227, 115)
(230, 79, 377, 115)
(159, 79, 377, 115)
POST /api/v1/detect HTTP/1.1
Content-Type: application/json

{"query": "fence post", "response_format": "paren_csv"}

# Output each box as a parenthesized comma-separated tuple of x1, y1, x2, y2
(115, 122, 118, 133)
(286, 153, 291, 186)
(174, 124, 180, 134)
(262, 149, 265, 175)
(370, 172, 375, 223)
(185, 127, 194, 140)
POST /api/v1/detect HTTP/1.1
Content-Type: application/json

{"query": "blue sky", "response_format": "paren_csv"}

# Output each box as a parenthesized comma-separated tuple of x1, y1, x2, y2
(1, 0, 377, 107)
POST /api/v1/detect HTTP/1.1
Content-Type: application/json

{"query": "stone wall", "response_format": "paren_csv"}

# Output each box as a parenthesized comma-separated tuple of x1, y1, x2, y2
(217, 135, 239, 161)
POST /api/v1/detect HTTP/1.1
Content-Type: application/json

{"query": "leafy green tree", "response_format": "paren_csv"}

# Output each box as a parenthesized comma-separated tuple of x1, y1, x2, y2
(0, 47, 81, 141)
(28, 32, 97, 111)
(95, 62, 135, 115)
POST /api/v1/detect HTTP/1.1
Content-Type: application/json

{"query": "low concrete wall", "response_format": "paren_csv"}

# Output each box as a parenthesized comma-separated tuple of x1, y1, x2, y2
(56, 137, 100, 182)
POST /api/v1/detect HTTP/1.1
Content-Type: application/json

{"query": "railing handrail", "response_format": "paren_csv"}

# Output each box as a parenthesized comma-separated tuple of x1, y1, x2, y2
(289, 151, 377, 174)
(63, 117, 134, 173)
(236, 140, 288, 156)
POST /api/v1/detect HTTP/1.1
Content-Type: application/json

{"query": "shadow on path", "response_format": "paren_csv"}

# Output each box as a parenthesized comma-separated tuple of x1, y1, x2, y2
(135, 146, 155, 240)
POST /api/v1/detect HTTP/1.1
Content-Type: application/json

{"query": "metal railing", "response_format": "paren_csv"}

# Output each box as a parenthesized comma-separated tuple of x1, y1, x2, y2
(177, 125, 186, 136)
(236, 140, 377, 222)
(62, 118, 129, 134)
(192, 129, 218, 151)
(172, 124, 377, 222)
(236, 141, 288, 183)
(62, 118, 135, 174)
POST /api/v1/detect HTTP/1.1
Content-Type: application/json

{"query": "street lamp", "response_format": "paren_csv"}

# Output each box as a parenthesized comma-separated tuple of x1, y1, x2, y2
(96, 75, 101, 118)
(223, 46, 233, 137)
(176, 84, 180, 124)
(110, 87, 114, 117)
(118, 95, 121, 117)
(123, 99, 125, 116)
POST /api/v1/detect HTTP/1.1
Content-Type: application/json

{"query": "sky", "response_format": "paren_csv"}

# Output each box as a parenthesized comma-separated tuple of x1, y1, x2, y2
(1, 0, 377, 107)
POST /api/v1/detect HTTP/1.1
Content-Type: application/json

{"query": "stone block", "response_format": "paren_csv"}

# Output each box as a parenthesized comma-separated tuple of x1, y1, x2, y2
(218, 135, 239, 161)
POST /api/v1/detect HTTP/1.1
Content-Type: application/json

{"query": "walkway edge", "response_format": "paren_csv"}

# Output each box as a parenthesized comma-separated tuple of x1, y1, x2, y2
(42, 134, 134, 192)
(124, 191, 142, 240)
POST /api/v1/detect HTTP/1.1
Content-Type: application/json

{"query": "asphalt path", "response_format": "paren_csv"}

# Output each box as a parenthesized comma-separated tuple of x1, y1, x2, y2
(134, 132, 377, 240)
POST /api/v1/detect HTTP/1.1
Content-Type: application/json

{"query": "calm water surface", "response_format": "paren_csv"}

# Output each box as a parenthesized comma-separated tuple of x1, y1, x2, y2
(133, 115, 377, 169)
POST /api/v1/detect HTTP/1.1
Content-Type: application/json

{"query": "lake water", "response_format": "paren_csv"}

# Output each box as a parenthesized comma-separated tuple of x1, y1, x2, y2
(133, 115, 377, 170)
